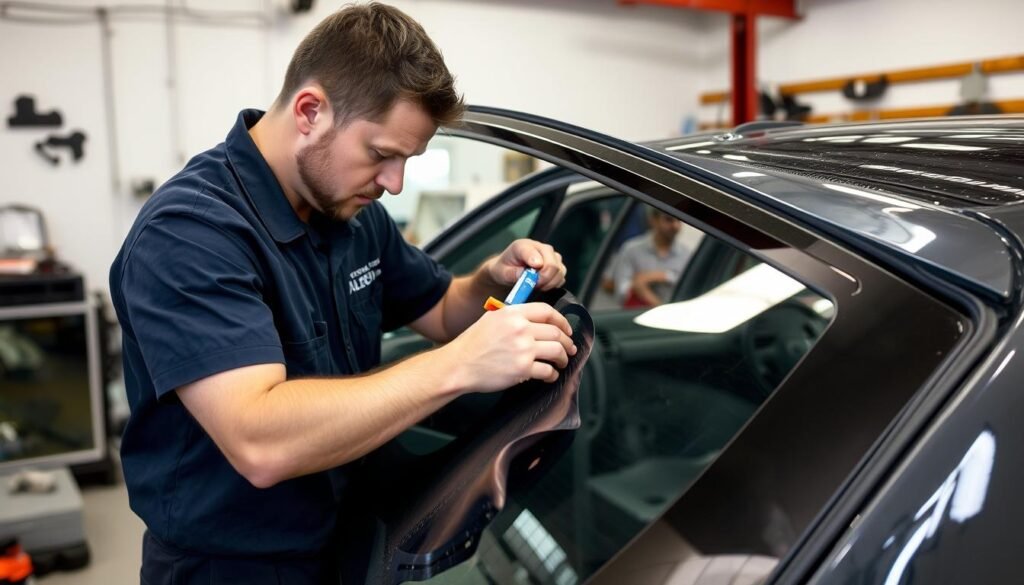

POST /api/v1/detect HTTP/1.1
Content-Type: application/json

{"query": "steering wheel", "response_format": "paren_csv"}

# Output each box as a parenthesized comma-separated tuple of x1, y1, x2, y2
(578, 336, 608, 441)
(742, 299, 830, 397)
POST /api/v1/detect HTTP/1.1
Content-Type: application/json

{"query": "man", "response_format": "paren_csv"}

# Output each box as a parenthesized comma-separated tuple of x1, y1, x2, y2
(109, 4, 573, 583)
(612, 208, 692, 307)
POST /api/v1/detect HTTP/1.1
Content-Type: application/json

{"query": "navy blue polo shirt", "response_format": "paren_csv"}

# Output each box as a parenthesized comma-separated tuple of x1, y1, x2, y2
(109, 109, 452, 558)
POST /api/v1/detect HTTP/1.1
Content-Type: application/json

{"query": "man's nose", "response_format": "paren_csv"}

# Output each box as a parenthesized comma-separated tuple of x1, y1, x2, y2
(377, 159, 406, 195)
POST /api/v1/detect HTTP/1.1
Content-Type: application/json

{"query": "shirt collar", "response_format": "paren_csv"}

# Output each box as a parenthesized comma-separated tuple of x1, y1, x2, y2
(224, 109, 306, 244)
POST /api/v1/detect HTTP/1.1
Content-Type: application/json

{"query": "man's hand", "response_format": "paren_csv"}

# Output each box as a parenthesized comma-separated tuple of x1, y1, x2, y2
(631, 270, 671, 307)
(633, 270, 671, 288)
(443, 302, 576, 392)
(488, 239, 567, 291)
(411, 239, 569, 344)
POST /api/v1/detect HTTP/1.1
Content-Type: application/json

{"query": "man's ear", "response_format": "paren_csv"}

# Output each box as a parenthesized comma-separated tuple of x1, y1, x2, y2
(291, 86, 331, 137)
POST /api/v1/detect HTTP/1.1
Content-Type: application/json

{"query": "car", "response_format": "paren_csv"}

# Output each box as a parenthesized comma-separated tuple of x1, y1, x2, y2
(347, 109, 1024, 585)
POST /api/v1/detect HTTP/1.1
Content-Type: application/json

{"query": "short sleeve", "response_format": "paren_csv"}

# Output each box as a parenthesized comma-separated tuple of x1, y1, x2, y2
(118, 211, 283, 397)
(370, 205, 452, 331)
(612, 245, 638, 302)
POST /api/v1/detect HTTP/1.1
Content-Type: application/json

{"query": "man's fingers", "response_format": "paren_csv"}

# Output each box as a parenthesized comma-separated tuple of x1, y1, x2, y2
(538, 250, 565, 290)
(534, 340, 570, 369)
(500, 239, 567, 290)
(530, 361, 558, 383)
(513, 303, 573, 336)
(508, 239, 544, 269)
(528, 323, 576, 356)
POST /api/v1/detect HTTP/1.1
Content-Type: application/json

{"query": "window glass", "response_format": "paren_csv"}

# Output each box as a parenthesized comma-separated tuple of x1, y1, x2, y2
(416, 202, 834, 584)
(590, 203, 705, 312)
(381, 135, 541, 247)
(441, 197, 549, 276)
(546, 191, 626, 296)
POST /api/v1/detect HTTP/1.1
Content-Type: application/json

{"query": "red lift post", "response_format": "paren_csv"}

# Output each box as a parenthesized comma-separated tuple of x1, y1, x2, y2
(619, 0, 800, 124)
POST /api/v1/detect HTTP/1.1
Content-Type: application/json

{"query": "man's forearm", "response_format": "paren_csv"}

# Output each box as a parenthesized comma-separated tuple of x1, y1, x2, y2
(632, 271, 668, 307)
(210, 348, 468, 488)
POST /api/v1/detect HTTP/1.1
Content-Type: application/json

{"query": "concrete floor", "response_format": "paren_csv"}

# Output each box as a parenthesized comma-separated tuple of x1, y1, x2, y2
(39, 478, 144, 584)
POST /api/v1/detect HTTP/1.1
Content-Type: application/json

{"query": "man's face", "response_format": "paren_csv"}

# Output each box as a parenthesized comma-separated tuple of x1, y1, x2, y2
(650, 212, 682, 241)
(296, 99, 436, 221)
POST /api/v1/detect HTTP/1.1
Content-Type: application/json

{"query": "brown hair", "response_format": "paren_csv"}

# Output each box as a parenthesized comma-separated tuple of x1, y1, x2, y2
(274, 2, 464, 127)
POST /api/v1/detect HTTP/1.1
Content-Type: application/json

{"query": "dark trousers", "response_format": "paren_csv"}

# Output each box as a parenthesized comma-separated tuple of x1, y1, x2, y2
(141, 531, 341, 585)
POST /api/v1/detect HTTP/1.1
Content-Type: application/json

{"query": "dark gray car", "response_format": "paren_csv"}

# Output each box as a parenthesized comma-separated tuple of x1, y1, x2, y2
(361, 109, 1024, 585)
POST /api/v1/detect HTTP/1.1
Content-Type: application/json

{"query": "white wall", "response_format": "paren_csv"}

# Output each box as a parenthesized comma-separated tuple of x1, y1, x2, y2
(270, 0, 706, 141)
(698, 0, 1024, 124)
(0, 0, 275, 294)
(1, 0, 706, 294)
(1, 15, 120, 294)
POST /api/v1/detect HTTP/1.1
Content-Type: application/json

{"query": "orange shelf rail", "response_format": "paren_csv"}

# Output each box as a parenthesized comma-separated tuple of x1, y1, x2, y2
(699, 98, 1024, 130)
(699, 54, 1024, 104)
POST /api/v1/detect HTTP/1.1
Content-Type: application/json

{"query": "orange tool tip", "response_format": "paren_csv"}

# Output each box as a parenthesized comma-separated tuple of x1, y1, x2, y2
(483, 297, 506, 311)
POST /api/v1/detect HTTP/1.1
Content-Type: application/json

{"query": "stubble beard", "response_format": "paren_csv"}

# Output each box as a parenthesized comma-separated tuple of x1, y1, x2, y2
(296, 127, 353, 222)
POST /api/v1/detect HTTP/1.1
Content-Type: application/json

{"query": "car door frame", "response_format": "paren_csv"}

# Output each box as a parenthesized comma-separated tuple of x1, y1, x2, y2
(437, 107, 997, 584)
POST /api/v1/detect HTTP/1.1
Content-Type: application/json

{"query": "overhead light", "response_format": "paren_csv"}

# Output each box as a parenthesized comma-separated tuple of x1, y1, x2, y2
(633, 263, 808, 334)
(723, 154, 750, 161)
(818, 135, 865, 143)
(976, 135, 1024, 141)
(732, 171, 766, 178)
(901, 142, 987, 150)
(802, 135, 865, 143)
(861, 136, 918, 144)
(822, 183, 921, 209)
(667, 141, 715, 151)
(886, 129, 996, 134)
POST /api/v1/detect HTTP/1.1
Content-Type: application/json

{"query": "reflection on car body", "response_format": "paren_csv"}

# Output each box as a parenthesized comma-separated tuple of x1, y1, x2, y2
(368, 111, 1024, 585)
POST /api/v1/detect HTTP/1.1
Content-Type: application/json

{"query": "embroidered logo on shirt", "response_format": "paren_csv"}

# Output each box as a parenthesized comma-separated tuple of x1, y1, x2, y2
(349, 258, 382, 293)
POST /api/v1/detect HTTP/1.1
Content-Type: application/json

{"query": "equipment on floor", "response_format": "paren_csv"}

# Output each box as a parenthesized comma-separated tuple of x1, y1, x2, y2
(0, 538, 33, 585)
(0, 468, 89, 576)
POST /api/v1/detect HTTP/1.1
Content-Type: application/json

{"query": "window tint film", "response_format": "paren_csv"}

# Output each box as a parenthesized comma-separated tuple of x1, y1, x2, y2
(417, 202, 834, 584)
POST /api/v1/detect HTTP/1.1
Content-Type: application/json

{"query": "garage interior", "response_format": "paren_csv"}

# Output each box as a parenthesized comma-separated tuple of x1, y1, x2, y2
(0, 0, 1022, 583)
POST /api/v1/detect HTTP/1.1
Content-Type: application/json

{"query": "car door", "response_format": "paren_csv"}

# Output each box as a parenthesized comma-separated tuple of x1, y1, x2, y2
(368, 107, 975, 585)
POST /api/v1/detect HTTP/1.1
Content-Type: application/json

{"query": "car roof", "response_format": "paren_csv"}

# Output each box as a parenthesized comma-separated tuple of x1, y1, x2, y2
(652, 117, 1024, 208)
(645, 117, 1024, 302)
